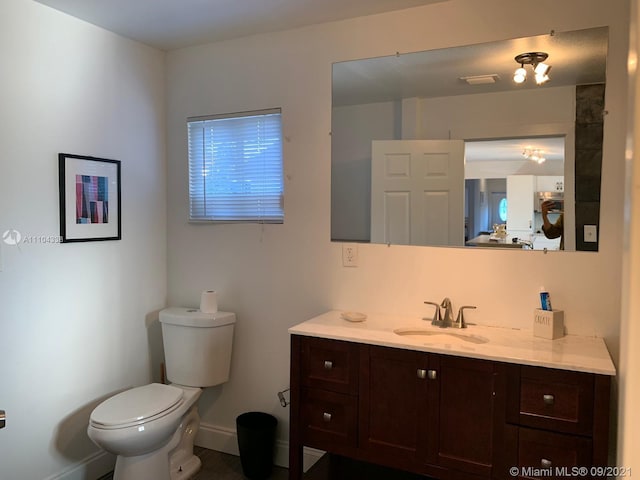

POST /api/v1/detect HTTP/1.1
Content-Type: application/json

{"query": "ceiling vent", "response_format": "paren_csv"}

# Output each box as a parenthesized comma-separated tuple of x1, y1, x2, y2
(460, 74, 500, 85)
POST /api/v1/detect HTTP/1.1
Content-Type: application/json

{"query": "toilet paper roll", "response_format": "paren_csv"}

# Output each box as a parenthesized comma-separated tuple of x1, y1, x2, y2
(200, 290, 218, 313)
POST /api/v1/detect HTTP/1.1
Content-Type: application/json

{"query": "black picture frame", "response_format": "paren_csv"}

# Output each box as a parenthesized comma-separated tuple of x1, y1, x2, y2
(58, 153, 121, 242)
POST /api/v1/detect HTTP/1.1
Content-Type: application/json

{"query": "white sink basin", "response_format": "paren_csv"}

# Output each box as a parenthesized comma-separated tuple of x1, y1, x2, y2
(393, 328, 490, 344)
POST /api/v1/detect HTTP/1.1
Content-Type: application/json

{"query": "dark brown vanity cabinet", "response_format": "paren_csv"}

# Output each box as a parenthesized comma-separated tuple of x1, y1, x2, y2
(289, 335, 611, 480)
(359, 345, 501, 478)
(503, 365, 611, 480)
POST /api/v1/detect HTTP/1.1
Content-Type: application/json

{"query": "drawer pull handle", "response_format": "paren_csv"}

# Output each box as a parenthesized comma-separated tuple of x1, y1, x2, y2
(543, 394, 555, 405)
(324, 360, 333, 370)
(418, 368, 438, 380)
(541, 458, 552, 468)
(323, 412, 332, 422)
(417, 369, 437, 380)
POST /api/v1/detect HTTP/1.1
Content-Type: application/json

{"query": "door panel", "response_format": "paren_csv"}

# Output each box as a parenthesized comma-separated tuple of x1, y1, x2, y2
(371, 140, 465, 246)
(506, 175, 535, 235)
(433, 355, 497, 477)
(359, 345, 431, 467)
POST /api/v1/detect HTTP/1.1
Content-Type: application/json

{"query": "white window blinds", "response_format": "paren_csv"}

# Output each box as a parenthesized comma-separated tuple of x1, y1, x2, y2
(188, 108, 284, 223)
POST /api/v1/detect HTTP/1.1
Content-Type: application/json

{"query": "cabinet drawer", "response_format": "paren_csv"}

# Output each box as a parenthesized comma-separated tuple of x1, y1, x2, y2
(300, 387, 357, 449)
(518, 428, 592, 479)
(301, 337, 358, 394)
(518, 366, 594, 435)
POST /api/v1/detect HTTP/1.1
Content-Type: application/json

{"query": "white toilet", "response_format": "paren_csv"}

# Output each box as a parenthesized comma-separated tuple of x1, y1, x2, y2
(88, 308, 236, 480)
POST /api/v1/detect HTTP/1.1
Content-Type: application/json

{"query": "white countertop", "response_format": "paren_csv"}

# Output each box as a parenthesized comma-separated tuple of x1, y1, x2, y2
(466, 234, 524, 248)
(289, 311, 616, 376)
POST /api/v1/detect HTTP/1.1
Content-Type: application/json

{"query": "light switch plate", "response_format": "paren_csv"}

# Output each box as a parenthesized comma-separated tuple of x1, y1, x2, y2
(584, 225, 598, 243)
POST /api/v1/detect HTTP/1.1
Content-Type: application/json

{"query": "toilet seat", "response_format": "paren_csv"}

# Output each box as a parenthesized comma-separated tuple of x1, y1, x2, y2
(90, 383, 184, 430)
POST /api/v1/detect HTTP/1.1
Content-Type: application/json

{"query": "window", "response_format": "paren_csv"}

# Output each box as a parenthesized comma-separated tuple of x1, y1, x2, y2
(499, 198, 508, 222)
(188, 108, 284, 223)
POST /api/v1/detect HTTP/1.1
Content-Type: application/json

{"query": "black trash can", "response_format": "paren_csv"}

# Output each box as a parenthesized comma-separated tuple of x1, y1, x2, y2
(236, 412, 278, 479)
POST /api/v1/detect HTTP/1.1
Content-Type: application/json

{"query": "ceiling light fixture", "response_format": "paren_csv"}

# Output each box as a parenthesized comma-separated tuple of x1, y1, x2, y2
(513, 52, 551, 85)
(523, 147, 546, 164)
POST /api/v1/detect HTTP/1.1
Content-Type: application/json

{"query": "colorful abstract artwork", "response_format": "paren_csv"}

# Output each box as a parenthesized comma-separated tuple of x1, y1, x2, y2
(76, 175, 109, 224)
(59, 153, 121, 242)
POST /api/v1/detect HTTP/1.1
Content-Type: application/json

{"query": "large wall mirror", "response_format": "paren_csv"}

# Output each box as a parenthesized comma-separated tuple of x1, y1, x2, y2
(331, 27, 608, 252)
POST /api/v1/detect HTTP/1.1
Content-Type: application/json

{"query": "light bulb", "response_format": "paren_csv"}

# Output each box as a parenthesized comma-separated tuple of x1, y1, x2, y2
(534, 62, 551, 84)
(534, 62, 551, 76)
(513, 67, 527, 84)
(535, 73, 550, 85)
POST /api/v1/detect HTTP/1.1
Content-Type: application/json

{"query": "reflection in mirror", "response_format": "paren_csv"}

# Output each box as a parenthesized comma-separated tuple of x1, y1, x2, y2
(331, 27, 607, 252)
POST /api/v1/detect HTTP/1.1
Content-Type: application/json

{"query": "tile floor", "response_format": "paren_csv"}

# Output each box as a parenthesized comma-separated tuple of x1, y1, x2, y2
(192, 447, 289, 479)
(97, 447, 423, 479)
(98, 447, 289, 480)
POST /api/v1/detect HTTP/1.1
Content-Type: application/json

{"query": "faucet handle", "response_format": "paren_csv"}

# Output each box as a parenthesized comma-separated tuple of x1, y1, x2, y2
(423, 301, 442, 326)
(456, 306, 476, 328)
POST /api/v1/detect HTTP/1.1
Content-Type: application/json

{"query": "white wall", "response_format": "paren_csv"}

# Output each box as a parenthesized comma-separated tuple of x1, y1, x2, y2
(618, 0, 640, 470)
(332, 101, 399, 241)
(166, 0, 629, 456)
(420, 86, 576, 139)
(0, 1, 166, 478)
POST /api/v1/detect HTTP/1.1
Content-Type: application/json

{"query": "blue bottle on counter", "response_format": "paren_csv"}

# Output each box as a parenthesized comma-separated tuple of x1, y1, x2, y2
(540, 287, 552, 311)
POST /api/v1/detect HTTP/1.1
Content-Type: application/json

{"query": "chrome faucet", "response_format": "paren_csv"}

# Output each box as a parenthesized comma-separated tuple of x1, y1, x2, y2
(440, 297, 454, 325)
(424, 298, 476, 329)
(424, 297, 453, 328)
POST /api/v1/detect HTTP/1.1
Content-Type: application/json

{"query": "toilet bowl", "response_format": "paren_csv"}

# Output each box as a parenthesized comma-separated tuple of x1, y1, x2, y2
(88, 384, 198, 454)
(88, 309, 236, 480)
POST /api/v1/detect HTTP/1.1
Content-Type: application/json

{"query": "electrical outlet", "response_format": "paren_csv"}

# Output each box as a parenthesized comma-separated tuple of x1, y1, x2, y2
(342, 244, 358, 267)
(584, 225, 598, 243)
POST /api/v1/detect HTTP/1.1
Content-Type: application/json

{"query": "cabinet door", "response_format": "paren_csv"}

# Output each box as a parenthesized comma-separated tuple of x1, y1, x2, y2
(359, 344, 433, 468)
(432, 355, 498, 477)
(506, 175, 535, 235)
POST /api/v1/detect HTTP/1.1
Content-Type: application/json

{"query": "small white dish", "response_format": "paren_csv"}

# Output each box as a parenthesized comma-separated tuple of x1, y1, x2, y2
(340, 311, 367, 322)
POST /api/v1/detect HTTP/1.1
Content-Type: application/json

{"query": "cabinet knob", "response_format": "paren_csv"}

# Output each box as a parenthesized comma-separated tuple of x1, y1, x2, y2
(0, 410, 5, 429)
(324, 360, 333, 370)
(541, 458, 552, 468)
(323, 412, 332, 422)
(543, 394, 555, 405)
(417, 369, 437, 379)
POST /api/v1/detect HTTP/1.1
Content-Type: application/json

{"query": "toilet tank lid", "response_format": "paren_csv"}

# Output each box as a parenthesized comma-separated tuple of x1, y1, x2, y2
(159, 307, 236, 328)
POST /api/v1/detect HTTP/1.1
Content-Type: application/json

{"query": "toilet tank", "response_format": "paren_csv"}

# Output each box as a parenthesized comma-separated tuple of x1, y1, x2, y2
(159, 308, 236, 387)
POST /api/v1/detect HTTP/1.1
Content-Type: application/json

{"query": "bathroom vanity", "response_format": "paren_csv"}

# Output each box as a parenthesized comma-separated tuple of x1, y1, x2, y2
(288, 312, 615, 480)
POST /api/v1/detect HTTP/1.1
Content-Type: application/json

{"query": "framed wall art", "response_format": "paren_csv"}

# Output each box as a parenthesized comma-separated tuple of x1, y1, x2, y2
(58, 153, 121, 242)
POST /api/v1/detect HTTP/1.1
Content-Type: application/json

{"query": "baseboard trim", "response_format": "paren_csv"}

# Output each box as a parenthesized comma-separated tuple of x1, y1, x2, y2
(44, 450, 115, 480)
(195, 421, 324, 472)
